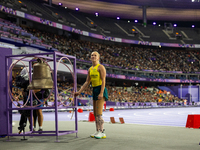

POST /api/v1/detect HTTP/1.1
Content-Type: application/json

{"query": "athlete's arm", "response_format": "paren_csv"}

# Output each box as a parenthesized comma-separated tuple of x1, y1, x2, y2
(74, 69, 91, 97)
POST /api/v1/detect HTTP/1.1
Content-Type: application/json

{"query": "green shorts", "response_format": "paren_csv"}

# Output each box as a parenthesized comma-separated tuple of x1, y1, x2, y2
(93, 85, 108, 101)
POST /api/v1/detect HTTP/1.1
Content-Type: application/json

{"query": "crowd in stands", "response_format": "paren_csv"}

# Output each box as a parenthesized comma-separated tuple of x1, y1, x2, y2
(0, 18, 199, 73)
(12, 77, 184, 105)
(0, 18, 53, 49)
(58, 82, 92, 99)
(24, 26, 200, 73)
(107, 86, 183, 104)
(12, 86, 23, 101)
(6, 15, 198, 107)
(47, 82, 185, 105)
(55, 84, 186, 105)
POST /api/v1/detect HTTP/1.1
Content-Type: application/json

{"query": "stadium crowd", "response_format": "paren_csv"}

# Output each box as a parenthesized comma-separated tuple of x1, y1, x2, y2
(12, 79, 184, 105)
(106, 85, 183, 103)
(23, 27, 200, 73)
(55, 84, 185, 104)
(7, 19, 195, 106)
(0, 18, 199, 73)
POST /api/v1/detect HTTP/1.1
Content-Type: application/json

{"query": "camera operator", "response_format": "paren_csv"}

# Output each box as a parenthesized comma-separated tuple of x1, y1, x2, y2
(15, 67, 38, 132)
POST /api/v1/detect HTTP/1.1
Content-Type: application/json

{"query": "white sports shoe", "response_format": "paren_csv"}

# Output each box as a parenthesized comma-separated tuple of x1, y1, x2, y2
(90, 131, 98, 138)
(94, 131, 106, 139)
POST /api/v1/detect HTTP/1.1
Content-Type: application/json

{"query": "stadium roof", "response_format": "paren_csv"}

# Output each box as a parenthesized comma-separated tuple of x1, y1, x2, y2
(52, 0, 200, 21)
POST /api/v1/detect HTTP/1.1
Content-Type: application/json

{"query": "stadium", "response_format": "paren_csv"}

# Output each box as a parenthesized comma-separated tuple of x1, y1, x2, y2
(0, 0, 200, 149)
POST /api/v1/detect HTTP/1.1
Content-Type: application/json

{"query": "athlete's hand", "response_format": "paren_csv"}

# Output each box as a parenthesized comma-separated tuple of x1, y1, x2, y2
(98, 93, 103, 100)
(74, 92, 80, 97)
